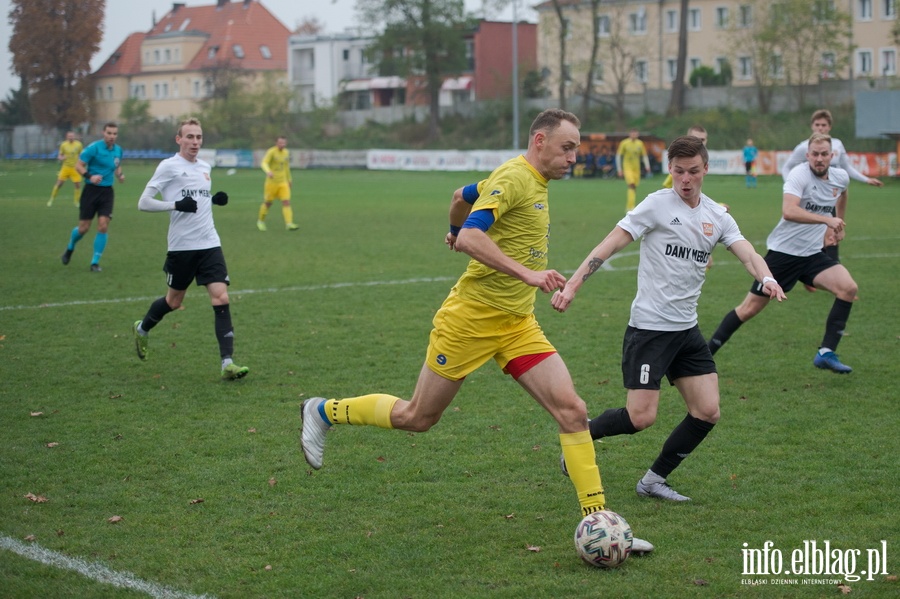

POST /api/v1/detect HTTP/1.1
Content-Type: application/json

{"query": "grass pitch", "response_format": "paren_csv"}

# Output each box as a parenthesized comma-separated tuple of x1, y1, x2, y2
(0, 161, 897, 598)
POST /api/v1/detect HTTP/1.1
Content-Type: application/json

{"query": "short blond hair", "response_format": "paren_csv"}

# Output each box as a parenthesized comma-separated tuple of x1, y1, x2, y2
(177, 117, 202, 137)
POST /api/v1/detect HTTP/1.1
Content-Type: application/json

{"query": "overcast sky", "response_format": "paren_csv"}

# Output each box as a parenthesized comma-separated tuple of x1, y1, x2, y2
(0, 0, 536, 104)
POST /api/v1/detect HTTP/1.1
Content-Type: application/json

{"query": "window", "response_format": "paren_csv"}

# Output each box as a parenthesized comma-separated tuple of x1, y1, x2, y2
(665, 9, 678, 33)
(193, 80, 201, 97)
(131, 84, 146, 99)
(179, 18, 191, 31)
(814, 0, 835, 22)
(106, 85, 113, 100)
(881, 48, 897, 75)
(716, 57, 730, 74)
(563, 18, 573, 40)
(666, 58, 678, 81)
(715, 6, 729, 28)
(233, 44, 244, 59)
(629, 9, 647, 34)
(884, 0, 897, 18)
(859, 0, 873, 19)
(260, 45, 271, 59)
(738, 56, 753, 80)
(153, 83, 169, 99)
(821, 52, 837, 78)
(154, 49, 160, 64)
(597, 14, 611, 37)
(739, 4, 752, 27)
(96, 86, 103, 100)
(593, 62, 604, 83)
(164, 49, 171, 63)
(688, 8, 701, 31)
(690, 57, 701, 72)
(770, 54, 784, 78)
(635, 60, 648, 83)
(857, 49, 873, 74)
(208, 46, 219, 59)
(343, 49, 350, 61)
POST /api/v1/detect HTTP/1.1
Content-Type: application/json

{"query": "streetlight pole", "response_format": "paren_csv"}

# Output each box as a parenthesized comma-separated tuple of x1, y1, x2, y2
(512, 0, 520, 150)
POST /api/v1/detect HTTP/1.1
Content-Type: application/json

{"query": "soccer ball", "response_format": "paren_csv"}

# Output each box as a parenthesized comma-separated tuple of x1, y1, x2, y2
(574, 510, 633, 568)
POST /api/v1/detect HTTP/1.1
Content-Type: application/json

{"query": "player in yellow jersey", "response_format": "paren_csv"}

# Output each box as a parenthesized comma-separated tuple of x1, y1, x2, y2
(616, 128, 651, 211)
(256, 136, 298, 231)
(48, 131, 84, 207)
(299, 109, 654, 554)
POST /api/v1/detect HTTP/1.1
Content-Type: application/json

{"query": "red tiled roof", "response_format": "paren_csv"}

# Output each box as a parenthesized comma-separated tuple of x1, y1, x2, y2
(92, 0, 289, 77)
(93, 32, 147, 77)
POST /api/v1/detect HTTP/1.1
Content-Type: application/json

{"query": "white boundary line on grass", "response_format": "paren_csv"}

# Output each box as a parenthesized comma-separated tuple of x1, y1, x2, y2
(3, 249, 898, 313)
(0, 535, 215, 599)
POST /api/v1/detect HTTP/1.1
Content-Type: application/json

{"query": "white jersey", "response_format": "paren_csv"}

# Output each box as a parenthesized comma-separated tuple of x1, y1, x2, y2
(767, 164, 849, 257)
(782, 137, 867, 183)
(146, 154, 221, 251)
(618, 189, 745, 331)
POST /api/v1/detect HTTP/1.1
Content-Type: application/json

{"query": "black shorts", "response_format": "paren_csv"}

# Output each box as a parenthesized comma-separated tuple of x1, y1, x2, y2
(749, 250, 839, 296)
(163, 247, 230, 291)
(79, 184, 114, 221)
(745, 161, 754, 174)
(621, 325, 716, 390)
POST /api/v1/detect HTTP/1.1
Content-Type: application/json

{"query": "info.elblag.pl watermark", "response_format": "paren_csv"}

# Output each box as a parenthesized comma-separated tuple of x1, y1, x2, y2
(741, 540, 889, 585)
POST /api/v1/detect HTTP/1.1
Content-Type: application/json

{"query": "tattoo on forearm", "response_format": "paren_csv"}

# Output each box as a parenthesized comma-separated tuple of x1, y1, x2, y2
(582, 257, 605, 282)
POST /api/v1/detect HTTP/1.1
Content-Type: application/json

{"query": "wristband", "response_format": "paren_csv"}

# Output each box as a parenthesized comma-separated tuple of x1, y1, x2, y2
(762, 276, 776, 286)
(449, 225, 461, 236)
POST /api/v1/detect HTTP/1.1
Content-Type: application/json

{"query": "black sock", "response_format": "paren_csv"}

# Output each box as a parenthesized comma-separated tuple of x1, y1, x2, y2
(821, 298, 852, 351)
(707, 309, 744, 355)
(141, 297, 174, 332)
(650, 414, 715, 479)
(823, 245, 839, 262)
(214, 304, 234, 360)
(588, 407, 638, 440)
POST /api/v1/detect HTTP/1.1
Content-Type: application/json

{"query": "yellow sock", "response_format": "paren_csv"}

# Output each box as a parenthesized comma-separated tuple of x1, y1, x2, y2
(626, 188, 636, 211)
(74, 188, 81, 205)
(50, 187, 58, 200)
(560, 430, 606, 516)
(257, 203, 270, 221)
(282, 205, 294, 226)
(325, 394, 399, 429)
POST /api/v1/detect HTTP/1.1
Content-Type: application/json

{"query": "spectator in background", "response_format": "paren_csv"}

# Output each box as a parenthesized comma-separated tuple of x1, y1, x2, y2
(48, 131, 83, 207)
(743, 138, 758, 188)
(616, 128, 651, 211)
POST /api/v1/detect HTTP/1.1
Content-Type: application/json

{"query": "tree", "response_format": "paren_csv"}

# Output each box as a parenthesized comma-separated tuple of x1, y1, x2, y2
(548, 0, 569, 110)
(0, 78, 32, 126)
(579, 0, 603, 119)
(296, 16, 325, 35)
(8, 0, 104, 129)
(726, 1, 782, 114)
(357, 0, 473, 142)
(666, 0, 689, 116)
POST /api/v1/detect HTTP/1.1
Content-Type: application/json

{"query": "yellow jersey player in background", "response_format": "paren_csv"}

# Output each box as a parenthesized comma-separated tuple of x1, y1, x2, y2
(256, 136, 298, 231)
(616, 128, 651, 211)
(48, 131, 84, 207)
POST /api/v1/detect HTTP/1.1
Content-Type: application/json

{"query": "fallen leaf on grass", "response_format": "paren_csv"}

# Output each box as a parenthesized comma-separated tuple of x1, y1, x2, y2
(376, 456, 386, 463)
(264, 565, 272, 571)
(838, 582, 851, 594)
(189, 498, 204, 505)
(247, 428, 257, 433)
(505, 514, 515, 520)
(489, 425, 501, 431)
(885, 575, 897, 582)
(46, 442, 59, 448)
(531, 444, 541, 451)
(107, 515, 123, 523)
(109, 394, 122, 399)
(526, 545, 541, 552)
(268, 478, 276, 487)
(24, 493, 48, 503)
(30, 412, 43, 417)
(693, 579, 708, 586)
(24, 535, 35, 541)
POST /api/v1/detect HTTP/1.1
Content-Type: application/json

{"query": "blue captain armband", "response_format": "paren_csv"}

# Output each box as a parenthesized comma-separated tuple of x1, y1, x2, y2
(461, 183, 480, 204)
(462, 209, 495, 232)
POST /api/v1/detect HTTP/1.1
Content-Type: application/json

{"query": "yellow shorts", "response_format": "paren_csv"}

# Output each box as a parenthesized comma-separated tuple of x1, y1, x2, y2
(623, 167, 641, 187)
(57, 166, 82, 183)
(425, 291, 555, 381)
(264, 181, 291, 202)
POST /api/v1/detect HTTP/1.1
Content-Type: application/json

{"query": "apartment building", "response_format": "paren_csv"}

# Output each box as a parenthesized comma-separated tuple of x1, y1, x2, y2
(91, 0, 291, 123)
(534, 0, 898, 99)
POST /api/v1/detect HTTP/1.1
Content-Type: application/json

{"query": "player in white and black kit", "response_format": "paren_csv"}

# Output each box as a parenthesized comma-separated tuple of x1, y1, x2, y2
(781, 109, 881, 264)
(708, 132, 858, 374)
(131, 118, 249, 381)
(552, 136, 784, 502)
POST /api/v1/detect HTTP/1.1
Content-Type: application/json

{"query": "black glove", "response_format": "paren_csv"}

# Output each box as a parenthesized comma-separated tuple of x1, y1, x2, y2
(174, 197, 198, 213)
(212, 191, 228, 206)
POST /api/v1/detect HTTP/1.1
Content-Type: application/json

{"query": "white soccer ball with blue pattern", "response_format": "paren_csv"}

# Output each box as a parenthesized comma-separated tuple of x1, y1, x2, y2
(574, 510, 633, 568)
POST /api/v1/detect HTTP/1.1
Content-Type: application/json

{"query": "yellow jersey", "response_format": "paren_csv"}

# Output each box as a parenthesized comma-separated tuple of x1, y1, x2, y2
(261, 146, 291, 184)
(59, 140, 83, 168)
(454, 155, 550, 316)
(617, 138, 647, 170)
